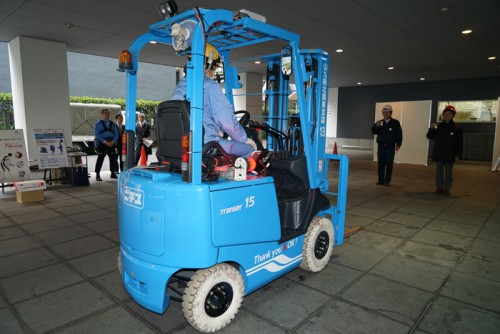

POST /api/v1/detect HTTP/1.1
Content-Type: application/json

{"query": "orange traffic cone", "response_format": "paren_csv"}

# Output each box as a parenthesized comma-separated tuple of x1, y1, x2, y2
(333, 142, 338, 154)
(139, 146, 147, 166)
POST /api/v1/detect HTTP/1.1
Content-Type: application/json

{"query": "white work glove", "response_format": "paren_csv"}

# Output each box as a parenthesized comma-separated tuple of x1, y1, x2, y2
(246, 138, 257, 150)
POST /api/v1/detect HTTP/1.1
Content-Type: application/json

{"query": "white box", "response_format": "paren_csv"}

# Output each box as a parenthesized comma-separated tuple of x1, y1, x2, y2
(13, 180, 46, 192)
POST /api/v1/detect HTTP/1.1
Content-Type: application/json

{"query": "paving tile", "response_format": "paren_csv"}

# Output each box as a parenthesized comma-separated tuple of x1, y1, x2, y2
(50, 235, 116, 259)
(79, 192, 117, 203)
(69, 247, 119, 277)
(53, 202, 100, 215)
(396, 240, 464, 268)
(0, 263, 84, 304)
(411, 229, 474, 252)
(343, 230, 404, 253)
(67, 208, 117, 224)
(286, 263, 363, 296)
(102, 229, 120, 243)
(396, 204, 441, 218)
(456, 253, 500, 281)
(441, 272, 500, 313)
(9, 209, 61, 225)
(0, 248, 59, 279)
(243, 278, 331, 330)
(382, 212, 431, 227)
(347, 206, 390, 219)
(0, 226, 26, 241)
(360, 198, 405, 211)
(0, 308, 24, 334)
(370, 254, 451, 292)
(469, 239, 500, 260)
(56, 305, 156, 334)
(22, 216, 76, 234)
(425, 219, 482, 237)
(0, 217, 13, 228)
(2, 203, 48, 218)
(344, 213, 374, 227)
(365, 220, 420, 238)
(342, 274, 433, 325)
(332, 243, 387, 271)
(94, 271, 130, 302)
(125, 298, 186, 333)
(0, 236, 41, 257)
(43, 197, 84, 209)
(83, 217, 118, 233)
(34, 225, 95, 245)
(434, 212, 488, 226)
(0, 292, 6, 308)
(295, 299, 410, 334)
(478, 225, 500, 243)
(14, 282, 114, 333)
(418, 296, 500, 334)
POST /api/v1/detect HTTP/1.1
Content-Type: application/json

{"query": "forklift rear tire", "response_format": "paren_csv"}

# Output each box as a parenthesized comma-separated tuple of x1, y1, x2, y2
(182, 263, 244, 332)
(300, 217, 334, 272)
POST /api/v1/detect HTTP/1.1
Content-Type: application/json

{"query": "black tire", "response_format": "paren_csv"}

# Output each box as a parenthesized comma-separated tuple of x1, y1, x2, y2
(182, 263, 244, 332)
(300, 217, 334, 272)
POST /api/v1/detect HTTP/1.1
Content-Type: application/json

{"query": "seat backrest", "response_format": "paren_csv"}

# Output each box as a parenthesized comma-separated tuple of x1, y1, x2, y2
(155, 100, 190, 170)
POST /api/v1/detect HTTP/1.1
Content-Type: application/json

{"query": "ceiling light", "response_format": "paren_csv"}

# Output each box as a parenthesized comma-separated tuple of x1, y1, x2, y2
(441, 7, 450, 13)
(388, 66, 394, 70)
(488, 56, 496, 60)
(461, 29, 472, 35)
(157, 1, 179, 19)
(336, 49, 343, 53)
(420, 77, 426, 81)
(65, 23, 74, 29)
(254, 60, 261, 64)
(356, 82, 362, 85)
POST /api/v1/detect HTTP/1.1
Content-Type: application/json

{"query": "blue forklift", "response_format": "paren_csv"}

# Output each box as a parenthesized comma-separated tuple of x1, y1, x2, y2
(117, 4, 348, 332)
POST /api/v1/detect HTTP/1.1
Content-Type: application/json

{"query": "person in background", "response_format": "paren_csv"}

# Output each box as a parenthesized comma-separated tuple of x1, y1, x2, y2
(134, 113, 152, 165)
(114, 113, 125, 173)
(94, 108, 119, 181)
(171, 43, 256, 157)
(426, 105, 463, 195)
(371, 104, 403, 186)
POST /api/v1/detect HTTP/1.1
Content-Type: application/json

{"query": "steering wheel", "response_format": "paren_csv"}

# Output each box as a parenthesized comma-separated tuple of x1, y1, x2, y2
(234, 110, 250, 127)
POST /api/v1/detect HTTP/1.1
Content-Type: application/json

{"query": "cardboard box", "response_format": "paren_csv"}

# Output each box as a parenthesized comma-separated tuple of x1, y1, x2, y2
(14, 180, 46, 204)
(16, 190, 44, 204)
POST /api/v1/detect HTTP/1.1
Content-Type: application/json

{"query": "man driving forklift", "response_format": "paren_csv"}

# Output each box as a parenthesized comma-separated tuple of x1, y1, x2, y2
(170, 43, 257, 157)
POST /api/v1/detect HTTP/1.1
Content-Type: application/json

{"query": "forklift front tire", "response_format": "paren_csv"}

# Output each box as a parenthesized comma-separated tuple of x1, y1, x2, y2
(182, 263, 244, 332)
(300, 217, 334, 272)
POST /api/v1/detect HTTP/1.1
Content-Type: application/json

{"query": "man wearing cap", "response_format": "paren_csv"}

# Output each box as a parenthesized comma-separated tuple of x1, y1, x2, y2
(426, 105, 463, 195)
(371, 105, 403, 186)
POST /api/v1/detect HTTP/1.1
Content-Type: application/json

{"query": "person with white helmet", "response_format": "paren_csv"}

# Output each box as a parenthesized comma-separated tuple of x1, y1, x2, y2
(171, 43, 256, 158)
(371, 104, 403, 186)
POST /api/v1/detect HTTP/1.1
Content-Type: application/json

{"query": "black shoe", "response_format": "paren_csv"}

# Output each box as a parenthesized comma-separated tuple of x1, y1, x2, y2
(110, 173, 118, 179)
(443, 189, 450, 195)
(384, 182, 390, 186)
(434, 188, 443, 194)
(96, 175, 102, 181)
(376, 181, 384, 185)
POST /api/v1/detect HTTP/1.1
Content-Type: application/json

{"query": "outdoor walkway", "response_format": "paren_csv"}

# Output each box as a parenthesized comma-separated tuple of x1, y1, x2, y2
(1, 152, 499, 333)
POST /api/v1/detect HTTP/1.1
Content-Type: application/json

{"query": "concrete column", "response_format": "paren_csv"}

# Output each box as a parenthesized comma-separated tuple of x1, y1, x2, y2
(8, 37, 71, 163)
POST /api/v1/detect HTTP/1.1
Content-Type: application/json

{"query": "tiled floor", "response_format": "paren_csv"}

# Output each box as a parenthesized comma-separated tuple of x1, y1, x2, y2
(1, 152, 499, 333)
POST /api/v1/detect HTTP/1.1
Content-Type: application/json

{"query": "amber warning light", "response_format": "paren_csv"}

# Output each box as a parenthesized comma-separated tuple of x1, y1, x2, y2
(118, 50, 133, 71)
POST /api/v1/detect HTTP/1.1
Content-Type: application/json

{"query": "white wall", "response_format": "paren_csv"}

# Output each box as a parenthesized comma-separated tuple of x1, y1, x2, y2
(9, 37, 72, 163)
(373, 100, 431, 165)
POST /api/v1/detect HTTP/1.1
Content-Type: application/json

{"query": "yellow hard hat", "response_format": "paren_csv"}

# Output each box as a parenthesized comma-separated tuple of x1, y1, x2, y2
(205, 43, 220, 68)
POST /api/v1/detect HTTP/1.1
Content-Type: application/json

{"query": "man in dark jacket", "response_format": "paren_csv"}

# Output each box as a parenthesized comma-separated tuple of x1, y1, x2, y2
(426, 105, 463, 195)
(371, 105, 403, 186)
(134, 113, 152, 165)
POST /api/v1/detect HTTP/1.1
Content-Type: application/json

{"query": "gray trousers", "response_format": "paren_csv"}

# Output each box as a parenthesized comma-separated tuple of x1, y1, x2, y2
(435, 162, 454, 190)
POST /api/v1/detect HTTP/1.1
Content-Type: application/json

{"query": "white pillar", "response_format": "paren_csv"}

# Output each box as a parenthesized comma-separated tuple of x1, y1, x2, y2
(8, 37, 71, 164)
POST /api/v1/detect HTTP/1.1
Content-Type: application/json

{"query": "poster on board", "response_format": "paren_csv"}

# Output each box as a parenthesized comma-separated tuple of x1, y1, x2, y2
(34, 129, 69, 169)
(0, 129, 31, 182)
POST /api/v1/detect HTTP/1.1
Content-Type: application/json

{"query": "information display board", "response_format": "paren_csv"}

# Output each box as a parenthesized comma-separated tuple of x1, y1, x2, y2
(34, 129, 69, 169)
(0, 129, 31, 182)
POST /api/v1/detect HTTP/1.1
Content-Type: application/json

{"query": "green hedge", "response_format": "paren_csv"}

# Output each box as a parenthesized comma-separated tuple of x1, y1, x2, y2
(0, 93, 160, 130)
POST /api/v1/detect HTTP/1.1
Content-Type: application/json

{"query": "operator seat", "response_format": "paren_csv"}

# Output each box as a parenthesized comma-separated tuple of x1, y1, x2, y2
(155, 100, 190, 171)
(155, 100, 236, 172)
